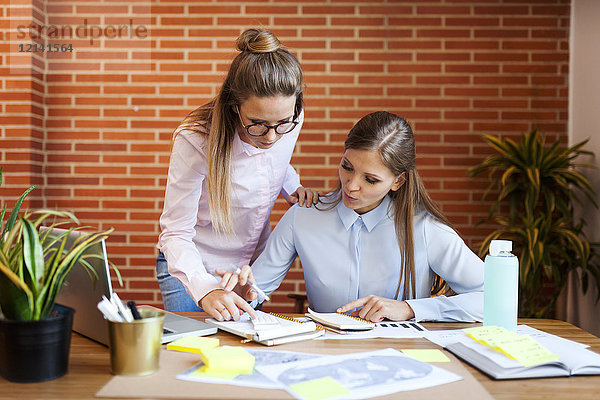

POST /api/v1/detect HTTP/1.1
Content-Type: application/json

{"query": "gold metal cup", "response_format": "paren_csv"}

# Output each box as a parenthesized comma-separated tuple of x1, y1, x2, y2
(107, 309, 165, 376)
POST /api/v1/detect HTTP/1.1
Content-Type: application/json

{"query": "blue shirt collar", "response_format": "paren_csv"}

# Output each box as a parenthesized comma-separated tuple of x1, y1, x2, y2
(336, 194, 392, 232)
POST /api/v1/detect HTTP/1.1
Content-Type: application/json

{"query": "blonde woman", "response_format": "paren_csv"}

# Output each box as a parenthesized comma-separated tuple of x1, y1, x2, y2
(157, 29, 317, 319)
(230, 112, 483, 322)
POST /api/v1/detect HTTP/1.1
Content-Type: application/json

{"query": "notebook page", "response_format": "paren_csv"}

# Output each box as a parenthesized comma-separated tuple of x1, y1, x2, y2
(306, 308, 375, 330)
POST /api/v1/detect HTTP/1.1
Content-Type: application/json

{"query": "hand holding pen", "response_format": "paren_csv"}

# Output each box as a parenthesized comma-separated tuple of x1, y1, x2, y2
(215, 265, 269, 303)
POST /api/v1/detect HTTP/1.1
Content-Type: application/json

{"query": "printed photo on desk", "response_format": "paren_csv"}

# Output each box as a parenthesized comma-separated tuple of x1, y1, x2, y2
(256, 348, 462, 400)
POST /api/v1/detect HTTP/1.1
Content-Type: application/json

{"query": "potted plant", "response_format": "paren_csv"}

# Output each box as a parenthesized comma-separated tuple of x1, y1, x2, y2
(0, 168, 114, 382)
(469, 130, 600, 318)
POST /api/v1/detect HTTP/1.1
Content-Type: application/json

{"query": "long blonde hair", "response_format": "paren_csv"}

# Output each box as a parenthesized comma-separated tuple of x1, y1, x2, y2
(176, 28, 303, 234)
(320, 111, 451, 299)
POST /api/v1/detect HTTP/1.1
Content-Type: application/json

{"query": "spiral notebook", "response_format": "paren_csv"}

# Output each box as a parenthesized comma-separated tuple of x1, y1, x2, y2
(306, 308, 376, 331)
(205, 311, 324, 346)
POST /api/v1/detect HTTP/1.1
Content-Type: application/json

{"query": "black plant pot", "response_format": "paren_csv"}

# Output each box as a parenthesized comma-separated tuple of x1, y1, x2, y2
(0, 304, 74, 383)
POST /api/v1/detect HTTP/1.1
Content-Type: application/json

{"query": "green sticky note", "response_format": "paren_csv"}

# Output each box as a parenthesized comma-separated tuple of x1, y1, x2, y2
(401, 349, 451, 363)
(289, 376, 350, 400)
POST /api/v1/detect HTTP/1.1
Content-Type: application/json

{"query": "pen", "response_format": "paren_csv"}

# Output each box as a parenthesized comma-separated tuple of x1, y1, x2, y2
(127, 300, 142, 320)
(234, 268, 270, 302)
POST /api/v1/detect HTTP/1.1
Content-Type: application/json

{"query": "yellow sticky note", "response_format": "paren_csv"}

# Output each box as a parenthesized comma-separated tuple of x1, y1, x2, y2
(401, 349, 451, 363)
(189, 365, 240, 380)
(289, 376, 350, 400)
(166, 336, 220, 354)
(463, 326, 510, 346)
(199, 346, 255, 374)
(494, 335, 560, 367)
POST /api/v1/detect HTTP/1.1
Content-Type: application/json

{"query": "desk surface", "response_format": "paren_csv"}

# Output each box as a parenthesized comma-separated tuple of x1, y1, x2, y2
(1, 317, 599, 399)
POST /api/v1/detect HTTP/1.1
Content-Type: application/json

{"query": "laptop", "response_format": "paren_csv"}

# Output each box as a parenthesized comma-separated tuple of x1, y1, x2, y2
(42, 227, 217, 345)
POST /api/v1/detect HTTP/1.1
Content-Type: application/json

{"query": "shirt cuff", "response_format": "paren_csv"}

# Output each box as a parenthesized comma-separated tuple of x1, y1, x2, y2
(405, 297, 441, 322)
(184, 274, 222, 306)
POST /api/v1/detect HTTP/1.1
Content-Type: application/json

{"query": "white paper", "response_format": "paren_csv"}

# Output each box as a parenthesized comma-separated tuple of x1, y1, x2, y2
(316, 321, 427, 340)
(176, 348, 323, 389)
(515, 325, 588, 349)
(256, 348, 462, 400)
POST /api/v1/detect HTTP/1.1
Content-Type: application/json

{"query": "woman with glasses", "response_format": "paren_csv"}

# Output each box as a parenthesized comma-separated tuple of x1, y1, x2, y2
(225, 111, 484, 322)
(157, 28, 318, 319)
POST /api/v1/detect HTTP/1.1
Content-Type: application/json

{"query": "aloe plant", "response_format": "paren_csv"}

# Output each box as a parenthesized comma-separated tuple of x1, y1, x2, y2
(0, 167, 116, 320)
(469, 130, 600, 318)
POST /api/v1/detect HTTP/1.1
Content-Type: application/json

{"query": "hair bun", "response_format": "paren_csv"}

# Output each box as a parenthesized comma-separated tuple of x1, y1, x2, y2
(236, 28, 281, 53)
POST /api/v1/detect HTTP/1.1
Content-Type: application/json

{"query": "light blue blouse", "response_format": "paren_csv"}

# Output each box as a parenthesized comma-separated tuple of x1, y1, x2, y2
(252, 194, 484, 322)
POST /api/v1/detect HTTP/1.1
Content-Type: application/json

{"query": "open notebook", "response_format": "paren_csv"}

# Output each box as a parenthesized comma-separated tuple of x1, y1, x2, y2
(205, 310, 324, 346)
(306, 308, 376, 331)
(445, 326, 600, 379)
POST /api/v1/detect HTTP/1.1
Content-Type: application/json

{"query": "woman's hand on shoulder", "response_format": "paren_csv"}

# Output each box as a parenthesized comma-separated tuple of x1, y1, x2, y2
(336, 295, 415, 322)
(287, 186, 320, 207)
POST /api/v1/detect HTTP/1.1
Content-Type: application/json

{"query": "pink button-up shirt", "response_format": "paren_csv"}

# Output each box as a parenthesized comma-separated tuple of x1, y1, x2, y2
(157, 112, 303, 304)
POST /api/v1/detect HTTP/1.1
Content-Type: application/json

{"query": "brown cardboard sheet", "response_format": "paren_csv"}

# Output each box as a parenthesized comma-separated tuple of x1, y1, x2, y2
(96, 347, 492, 399)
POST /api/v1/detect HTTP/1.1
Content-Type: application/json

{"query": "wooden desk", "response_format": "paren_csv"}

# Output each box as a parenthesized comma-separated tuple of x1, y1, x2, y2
(1, 317, 598, 399)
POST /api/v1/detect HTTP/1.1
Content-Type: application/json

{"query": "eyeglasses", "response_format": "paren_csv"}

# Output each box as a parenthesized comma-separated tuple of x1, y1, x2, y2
(236, 107, 298, 137)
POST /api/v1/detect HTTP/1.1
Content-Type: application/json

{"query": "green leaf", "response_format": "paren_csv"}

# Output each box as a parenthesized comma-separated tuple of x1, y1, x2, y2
(0, 259, 33, 320)
(21, 217, 45, 297)
(1, 185, 37, 240)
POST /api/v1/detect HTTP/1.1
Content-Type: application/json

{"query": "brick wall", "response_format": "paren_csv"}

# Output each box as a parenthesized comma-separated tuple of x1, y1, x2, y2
(1, 0, 570, 313)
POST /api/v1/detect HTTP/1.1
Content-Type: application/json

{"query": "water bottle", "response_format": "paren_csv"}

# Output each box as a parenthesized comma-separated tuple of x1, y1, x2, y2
(483, 239, 519, 331)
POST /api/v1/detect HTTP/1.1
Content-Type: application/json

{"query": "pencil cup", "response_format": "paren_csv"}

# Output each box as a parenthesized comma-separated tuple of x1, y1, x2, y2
(107, 309, 165, 376)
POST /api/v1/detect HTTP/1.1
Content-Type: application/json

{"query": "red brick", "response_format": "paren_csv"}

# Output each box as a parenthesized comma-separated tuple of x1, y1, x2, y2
(389, 40, 441, 50)
(302, 28, 354, 37)
(302, 5, 355, 14)
(188, 6, 241, 14)
(331, 17, 384, 26)
(160, 17, 211, 25)
(216, 17, 270, 26)
(417, 29, 470, 38)
(417, 6, 470, 15)
(474, 6, 529, 15)
(446, 17, 500, 27)
(417, 52, 470, 62)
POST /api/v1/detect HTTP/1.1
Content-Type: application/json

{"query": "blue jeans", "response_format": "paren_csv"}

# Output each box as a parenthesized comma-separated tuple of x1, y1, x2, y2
(156, 251, 203, 312)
